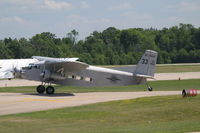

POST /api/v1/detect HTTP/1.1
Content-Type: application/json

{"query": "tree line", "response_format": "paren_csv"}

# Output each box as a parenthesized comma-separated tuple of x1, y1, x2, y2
(0, 23, 200, 65)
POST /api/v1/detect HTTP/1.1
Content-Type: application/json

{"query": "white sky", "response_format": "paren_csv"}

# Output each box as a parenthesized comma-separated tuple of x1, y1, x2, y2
(0, 0, 200, 40)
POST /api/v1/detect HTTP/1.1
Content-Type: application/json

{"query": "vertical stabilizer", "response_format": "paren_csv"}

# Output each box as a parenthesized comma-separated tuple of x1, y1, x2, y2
(134, 50, 158, 78)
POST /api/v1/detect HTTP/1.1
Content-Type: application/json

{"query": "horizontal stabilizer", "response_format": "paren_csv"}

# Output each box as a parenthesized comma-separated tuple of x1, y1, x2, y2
(135, 74, 154, 79)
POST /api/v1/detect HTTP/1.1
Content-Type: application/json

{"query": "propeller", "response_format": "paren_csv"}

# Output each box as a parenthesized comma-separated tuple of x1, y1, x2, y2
(10, 64, 22, 78)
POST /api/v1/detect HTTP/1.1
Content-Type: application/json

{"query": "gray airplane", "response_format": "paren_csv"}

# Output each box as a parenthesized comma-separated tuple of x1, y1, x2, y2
(17, 50, 158, 94)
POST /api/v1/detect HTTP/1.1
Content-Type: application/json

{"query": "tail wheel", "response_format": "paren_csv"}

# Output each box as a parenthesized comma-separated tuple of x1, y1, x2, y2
(46, 86, 55, 95)
(148, 87, 153, 91)
(37, 85, 45, 94)
(182, 89, 186, 97)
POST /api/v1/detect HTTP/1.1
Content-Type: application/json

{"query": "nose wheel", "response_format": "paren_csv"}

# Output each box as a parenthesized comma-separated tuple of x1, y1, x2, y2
(36, 85, 55, 94)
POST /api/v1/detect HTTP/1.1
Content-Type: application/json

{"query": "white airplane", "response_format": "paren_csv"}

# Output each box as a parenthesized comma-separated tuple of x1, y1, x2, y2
(0, 50, 158, 94)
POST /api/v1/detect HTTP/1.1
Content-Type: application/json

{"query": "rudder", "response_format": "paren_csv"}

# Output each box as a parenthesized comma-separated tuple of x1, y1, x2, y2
(134, 50, 158, 78)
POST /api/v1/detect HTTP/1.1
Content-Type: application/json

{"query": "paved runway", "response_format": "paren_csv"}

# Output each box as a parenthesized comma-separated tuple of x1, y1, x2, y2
(0, 91, 181, 115)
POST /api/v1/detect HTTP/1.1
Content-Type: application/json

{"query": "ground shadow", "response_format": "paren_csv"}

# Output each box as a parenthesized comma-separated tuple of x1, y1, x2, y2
(23, 93, 75, 97)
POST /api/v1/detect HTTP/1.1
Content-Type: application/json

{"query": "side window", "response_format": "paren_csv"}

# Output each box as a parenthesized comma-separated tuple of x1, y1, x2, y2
(66, 75, 92, 82)
(76, 76, 81, 80)
(32, 65, 40, 69)
(67, 75, 72, 79)
(36, 65, 40, 69)
(28, 65, 32, 69)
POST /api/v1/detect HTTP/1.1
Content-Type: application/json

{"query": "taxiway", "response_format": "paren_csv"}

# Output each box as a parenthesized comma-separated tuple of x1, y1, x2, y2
(0, 91, 180, 115)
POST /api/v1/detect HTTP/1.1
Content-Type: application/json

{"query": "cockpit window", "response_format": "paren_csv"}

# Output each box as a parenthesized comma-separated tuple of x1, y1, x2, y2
(28, 64, 33, 69)
(34, 65, 40, 69)
(27, 64, 40, 69)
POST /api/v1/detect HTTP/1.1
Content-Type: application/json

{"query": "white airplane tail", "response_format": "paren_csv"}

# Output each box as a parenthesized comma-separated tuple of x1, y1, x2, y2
(134, 50, 158, 78)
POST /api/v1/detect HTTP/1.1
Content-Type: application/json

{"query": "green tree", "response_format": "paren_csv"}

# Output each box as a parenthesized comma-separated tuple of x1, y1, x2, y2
(67, 29, 79, 45)
(0, 41, 11, 59)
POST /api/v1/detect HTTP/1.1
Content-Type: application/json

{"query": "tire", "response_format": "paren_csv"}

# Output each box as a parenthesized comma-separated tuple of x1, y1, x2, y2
(182, 89, 186, 97)
(37, 85, 45, 94)
(148, 87, 153, 91)
(46, 86, 55, 95)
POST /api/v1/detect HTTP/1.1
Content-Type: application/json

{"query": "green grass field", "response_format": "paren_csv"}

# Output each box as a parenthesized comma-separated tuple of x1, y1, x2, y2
(104, 64, 200, 73)
(0, 79, 199, 93)
(0, 95, 200, 133)
(156, 64, 200, 73)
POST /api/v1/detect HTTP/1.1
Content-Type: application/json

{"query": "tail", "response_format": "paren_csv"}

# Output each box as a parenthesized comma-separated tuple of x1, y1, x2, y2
(133, 50, 158, 78)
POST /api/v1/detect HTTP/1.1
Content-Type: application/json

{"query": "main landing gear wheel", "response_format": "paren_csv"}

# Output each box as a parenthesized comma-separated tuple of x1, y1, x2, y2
(46, 86, 55, 95)
(148, 86, 153, 91)
(36, 85, 45, 94)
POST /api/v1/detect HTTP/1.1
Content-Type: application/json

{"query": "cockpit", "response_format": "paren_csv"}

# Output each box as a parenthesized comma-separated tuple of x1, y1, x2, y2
(23, 63, 40, 70)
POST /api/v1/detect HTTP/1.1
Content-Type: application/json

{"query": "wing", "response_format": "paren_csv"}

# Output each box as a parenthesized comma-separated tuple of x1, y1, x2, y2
(46, 61, 89, 73)
(32, 56, 79, 62)
(0, 72, 14, 79)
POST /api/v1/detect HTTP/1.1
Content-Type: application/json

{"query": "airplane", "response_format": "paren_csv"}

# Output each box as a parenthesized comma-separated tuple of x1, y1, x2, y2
(1, 50, 157, 94)
(0, 50, 158, 94)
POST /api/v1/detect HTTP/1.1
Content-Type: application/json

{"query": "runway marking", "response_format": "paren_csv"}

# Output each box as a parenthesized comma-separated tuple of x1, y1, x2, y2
(21, 98, 66, 103)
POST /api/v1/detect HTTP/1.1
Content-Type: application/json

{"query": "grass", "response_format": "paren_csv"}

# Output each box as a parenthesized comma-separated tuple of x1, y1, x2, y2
(0, 79, 199, 93)
(0, 95, 200, 133)
(103, 64, 200, 73)
(156, 64, 200, 73)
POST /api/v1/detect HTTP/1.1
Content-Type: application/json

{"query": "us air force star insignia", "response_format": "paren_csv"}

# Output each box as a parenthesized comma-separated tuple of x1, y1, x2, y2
(107, 75, 120, 82)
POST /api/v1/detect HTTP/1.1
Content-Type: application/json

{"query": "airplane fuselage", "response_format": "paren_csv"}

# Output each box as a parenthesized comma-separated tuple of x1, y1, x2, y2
(22, 64, 146, 87)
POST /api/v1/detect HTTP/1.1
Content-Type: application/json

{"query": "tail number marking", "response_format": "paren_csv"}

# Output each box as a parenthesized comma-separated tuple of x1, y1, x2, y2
(142, 59, 148, 64)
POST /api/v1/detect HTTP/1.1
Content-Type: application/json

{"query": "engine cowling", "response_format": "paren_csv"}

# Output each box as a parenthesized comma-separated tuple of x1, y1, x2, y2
(13, 67, 22, 78)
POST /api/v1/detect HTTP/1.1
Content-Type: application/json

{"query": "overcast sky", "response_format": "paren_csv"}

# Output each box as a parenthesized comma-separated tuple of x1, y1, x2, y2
(0, 0, 200, 40)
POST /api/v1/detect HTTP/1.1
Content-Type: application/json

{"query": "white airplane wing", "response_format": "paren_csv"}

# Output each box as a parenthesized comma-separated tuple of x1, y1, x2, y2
(32, 56, 79, 62)
(0, 72, 14, 79)
(46, 61, 89, 73)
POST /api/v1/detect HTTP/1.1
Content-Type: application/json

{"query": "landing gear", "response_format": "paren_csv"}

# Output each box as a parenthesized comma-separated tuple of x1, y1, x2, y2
(46, 86, 55, 95)
(36, 85, 45, 94)
(36, 85, 55, 95)
(146, 83, 153, 91)
(148, 86, 153, 91)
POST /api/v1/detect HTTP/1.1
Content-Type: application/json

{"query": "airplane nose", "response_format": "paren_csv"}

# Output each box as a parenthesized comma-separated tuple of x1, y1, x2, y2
(18, 69, 27, 79)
